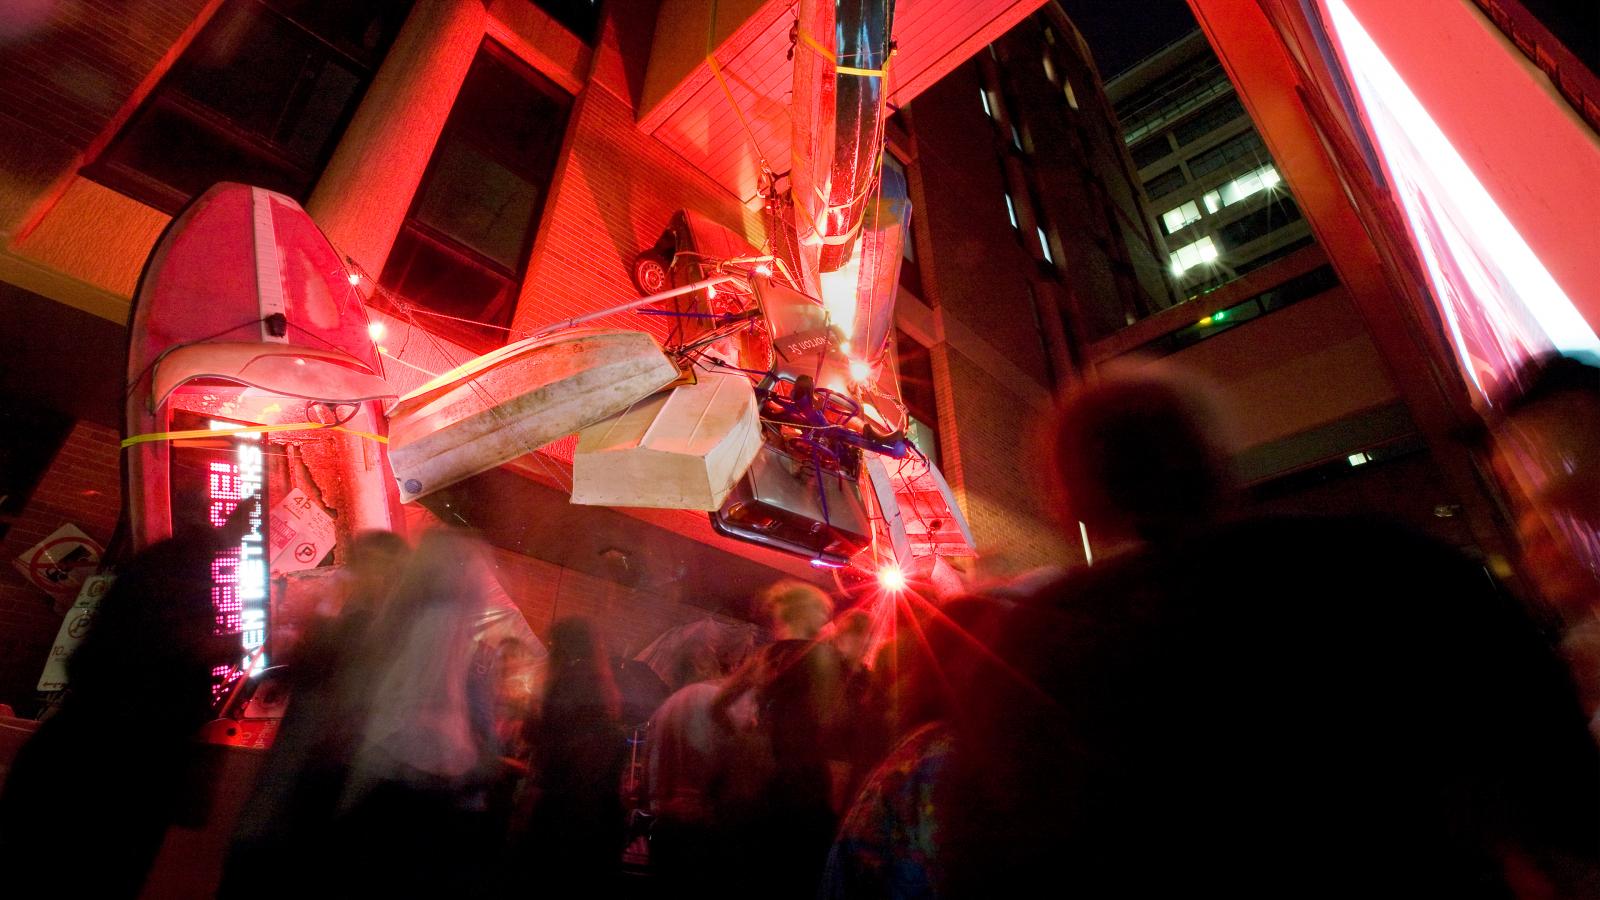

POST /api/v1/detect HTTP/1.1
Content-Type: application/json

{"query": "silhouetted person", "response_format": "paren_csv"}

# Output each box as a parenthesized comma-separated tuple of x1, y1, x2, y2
(0, 522, 243, 897)
(647, 676, 727, 897)
(712, 580, 846, 899)
(1486, 354, 1600, 734)
(331, 528, 495, 897)
(520, 616, 627, 897)
(941, 365, 1600, 897)
(827, 607, 889, 806)
(219, 530, 409, 899)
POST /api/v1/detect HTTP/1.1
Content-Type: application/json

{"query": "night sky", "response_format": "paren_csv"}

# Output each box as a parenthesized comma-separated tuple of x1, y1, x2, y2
(1057, 0, 1200, 79)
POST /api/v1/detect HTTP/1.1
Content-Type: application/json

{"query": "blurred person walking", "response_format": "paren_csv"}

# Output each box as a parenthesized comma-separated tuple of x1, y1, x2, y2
(330, 528, 497, 897)
(1484, 354, 1600, 735)
(517, 616, 628, 897)
(821, 596, 1007, 900)
(941, 364, 1600, 898)
(219, 530, 409, 899)
(712, 580, 847, 900)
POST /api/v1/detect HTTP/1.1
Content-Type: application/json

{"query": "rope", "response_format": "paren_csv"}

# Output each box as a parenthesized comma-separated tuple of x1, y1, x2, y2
(795, 29, 889, 78)
(706, 0, 771, 174)
(122, 421, 388, 448)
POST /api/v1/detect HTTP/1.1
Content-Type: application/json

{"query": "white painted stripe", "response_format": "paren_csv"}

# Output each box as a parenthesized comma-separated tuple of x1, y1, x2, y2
(251, 188, 288, 343)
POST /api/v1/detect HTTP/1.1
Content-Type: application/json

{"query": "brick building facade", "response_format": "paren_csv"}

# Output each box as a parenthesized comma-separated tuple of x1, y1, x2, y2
(0, 0, 1132, 712)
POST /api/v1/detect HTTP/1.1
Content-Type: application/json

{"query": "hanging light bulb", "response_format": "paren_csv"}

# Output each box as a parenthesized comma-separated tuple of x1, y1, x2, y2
(347, 271, 362, 286)
(849, 359, 873, 383)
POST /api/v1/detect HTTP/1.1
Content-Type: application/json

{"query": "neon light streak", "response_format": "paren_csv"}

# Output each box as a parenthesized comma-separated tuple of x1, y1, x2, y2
(1321, 0, 1600, 395)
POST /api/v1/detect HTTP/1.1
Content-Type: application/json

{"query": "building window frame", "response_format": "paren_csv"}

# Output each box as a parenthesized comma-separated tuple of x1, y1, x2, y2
(377, 39, 573, 348)
(84, 0, 411, 214)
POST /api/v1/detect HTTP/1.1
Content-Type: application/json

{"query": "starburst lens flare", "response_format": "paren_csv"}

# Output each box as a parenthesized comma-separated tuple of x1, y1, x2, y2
(877, 564, 906, 591)
(849, 359, 873, 382)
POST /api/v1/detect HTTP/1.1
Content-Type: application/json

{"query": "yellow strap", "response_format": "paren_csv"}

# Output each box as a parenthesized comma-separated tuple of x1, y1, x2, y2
(797, 29, 888, 78)
(708, 55, 768, 167)
(121, 421, 388, 448)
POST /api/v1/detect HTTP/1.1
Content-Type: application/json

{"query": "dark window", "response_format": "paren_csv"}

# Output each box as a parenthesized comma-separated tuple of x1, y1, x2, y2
(1172, 94, 1245, 146)
(895, 329, 940, 465)
(1143, 167, 1187, 199)
(1216, 196, 1302, 250)
(1129, 135, 1173, 170)
(1235, 233, 1316, 279)
(529, 0, 603, 44)
(0, 398, 72, 543)
(85, 0, 411, 213)
(380, 41, 571, 346)
(1136, 264, 1339, 357)
(883, 154, 922, 297)
(1257, 261, 1338, 311)
(1113, 58, 1232, 145)
(1186, 130, 1266, 179)
(1516, 0, 1599, 75)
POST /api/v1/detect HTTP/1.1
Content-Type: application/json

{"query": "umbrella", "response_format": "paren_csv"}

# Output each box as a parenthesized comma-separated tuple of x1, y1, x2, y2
(634, 617, 761, 691)
(610, 657, 671, 727)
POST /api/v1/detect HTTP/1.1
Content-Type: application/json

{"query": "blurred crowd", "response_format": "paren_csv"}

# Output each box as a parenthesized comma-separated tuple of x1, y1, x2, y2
(1, 353, 1598, 898)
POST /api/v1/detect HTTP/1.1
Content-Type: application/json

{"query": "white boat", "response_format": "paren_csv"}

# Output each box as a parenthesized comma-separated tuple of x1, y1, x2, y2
(386, 329, 680, 503)
(571, 370, 762, 511)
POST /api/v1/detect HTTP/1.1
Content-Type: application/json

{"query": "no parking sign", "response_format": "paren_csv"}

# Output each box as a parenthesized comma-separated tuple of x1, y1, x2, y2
(12, 524, 103, 598)
(38, 573, 115, 691)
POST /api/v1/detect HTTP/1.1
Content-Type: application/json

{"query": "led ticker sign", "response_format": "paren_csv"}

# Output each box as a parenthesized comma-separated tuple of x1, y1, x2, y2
(173, 419, 269, 704)
(209, 437, 268, 670)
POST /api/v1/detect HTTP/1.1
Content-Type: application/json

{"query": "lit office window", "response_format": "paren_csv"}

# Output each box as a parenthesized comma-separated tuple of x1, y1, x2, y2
(1169, 236, 1219, 276)
(1004, 193, 1018, 229)
(1037, 226, 1053, 263)
(980, 89, 993, 118)
(1202, 164, 1282, 214)
(1162, 200, 1202, 234)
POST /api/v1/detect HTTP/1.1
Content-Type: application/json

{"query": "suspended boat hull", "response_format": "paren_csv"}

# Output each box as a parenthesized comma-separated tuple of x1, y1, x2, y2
(572, 371, 762, 511)
(387, 329, 679, 503)
(123, 182, 398, 705)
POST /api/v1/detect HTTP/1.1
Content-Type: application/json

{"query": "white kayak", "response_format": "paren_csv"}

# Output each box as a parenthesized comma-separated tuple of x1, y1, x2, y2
(387, 329, 679, 503)
(571, 370, 762, 511)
